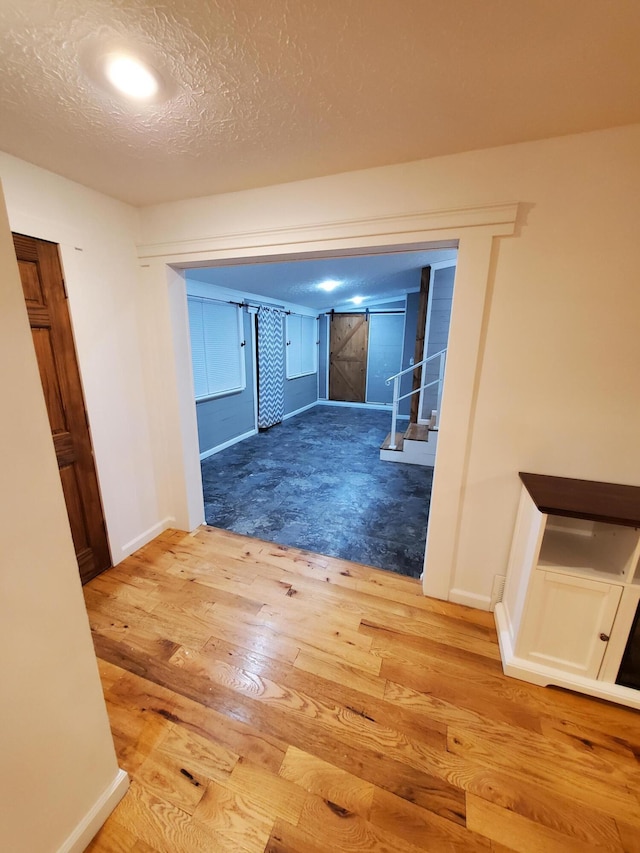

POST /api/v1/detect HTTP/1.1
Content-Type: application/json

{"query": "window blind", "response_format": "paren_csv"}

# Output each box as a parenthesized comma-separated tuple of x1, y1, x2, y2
(188, 297, 245, 399)
(286, 314, 317, 379)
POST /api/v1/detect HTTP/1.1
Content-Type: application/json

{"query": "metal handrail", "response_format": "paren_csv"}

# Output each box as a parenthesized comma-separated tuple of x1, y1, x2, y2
(385, 348, 447, 450)
(393, 377, 442, 404)
(385, 348, 448, 384)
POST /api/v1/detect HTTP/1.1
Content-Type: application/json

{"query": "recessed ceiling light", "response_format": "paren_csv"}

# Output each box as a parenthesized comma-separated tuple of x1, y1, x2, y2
(318, 279, 340, 292)
(351, 296, 364, 305)
(104, 54, 159, 100)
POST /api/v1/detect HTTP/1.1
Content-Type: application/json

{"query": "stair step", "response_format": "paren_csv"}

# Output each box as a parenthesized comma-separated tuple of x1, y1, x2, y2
(381, 432, 404, 451)
(405, 423, 429, 442)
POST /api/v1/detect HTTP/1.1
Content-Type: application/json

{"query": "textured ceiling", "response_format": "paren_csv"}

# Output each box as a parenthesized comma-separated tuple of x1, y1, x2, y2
(186, 249, 457, 311)
(0, 1, 639, 206)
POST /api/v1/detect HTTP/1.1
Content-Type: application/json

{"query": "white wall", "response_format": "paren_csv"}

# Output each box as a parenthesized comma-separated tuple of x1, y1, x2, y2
(0, 183, 125, 852)
(2, 125, 638, 609)
(0, 151, 169, 560)
(139, 124, 640, 606)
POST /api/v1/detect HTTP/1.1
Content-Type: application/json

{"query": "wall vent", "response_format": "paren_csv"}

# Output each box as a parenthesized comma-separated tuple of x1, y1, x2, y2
(490, 574, 506, 611)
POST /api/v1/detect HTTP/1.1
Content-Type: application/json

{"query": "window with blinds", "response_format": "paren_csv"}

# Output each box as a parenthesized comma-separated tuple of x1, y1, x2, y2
(286, 314, 317, 379)
(187, 297, 246, 400)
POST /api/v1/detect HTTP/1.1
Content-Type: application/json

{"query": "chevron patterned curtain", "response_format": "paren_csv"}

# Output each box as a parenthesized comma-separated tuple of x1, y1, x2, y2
(257, 306, 285, 429)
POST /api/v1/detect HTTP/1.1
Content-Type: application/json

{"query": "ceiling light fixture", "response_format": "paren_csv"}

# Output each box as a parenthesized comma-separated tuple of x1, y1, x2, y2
(318, 279, 340, 292)
(351, 296, 364, 305)
(104, 54, 159, 100)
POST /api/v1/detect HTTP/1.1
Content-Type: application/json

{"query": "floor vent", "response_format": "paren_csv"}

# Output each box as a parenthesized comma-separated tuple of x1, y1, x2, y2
(490, 574, 506, 611)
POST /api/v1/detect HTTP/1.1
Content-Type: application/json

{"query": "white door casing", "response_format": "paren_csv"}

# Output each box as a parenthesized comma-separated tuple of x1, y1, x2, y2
(137, 203, 519, 606)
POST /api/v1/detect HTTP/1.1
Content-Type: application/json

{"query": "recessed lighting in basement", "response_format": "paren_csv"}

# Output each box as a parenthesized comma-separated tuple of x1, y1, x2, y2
(351, 296, 364, 305)
(104, 54, 159, 100)
(318, 279, 340, 292)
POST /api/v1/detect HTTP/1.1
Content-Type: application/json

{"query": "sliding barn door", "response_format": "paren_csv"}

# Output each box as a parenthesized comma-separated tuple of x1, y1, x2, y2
(13, 233, 111, 583)
(329, 313, 369, 403)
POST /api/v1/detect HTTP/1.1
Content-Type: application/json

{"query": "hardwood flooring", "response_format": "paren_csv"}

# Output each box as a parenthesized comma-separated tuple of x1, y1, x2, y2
(84, 527, 640, 852)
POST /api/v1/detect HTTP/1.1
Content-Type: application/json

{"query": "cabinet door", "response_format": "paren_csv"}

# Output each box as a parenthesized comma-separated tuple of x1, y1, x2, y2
(516, 571, 622, 678)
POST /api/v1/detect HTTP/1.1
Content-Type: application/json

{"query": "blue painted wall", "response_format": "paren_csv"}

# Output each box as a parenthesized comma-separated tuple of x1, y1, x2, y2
(366, 313, 405, 404)
(196, 309, 255, 455)
(285, 373, 317, 415)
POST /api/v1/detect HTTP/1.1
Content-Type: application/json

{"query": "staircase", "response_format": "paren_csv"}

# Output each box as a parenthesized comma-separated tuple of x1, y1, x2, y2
(380, 415, 438, 466)
(379, 348, 446, 468)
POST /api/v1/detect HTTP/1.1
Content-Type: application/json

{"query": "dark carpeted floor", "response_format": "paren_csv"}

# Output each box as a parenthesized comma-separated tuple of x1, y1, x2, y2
(200, 405, 433, 577)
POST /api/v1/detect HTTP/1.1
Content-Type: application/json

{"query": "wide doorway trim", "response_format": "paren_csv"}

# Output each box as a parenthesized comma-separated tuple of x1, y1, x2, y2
(141, 201, 519, 605)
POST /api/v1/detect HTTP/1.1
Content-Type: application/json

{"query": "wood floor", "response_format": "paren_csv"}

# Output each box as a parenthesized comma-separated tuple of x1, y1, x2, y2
(84, 527, 640, 853)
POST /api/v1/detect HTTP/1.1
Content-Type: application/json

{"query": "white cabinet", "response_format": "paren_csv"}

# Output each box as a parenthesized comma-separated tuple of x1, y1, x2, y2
(516, 571, 622, 678)
(495, 473, 640, 710)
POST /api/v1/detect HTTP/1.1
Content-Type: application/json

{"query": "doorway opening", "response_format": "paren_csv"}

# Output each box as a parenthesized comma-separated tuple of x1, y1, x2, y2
(184, 247, 457, 578)
(161, 201, 517, 604)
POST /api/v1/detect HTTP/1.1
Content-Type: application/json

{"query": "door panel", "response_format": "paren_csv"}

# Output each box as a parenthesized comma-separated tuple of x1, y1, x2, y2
(18, 257, 45, 302)
(518, 570, 622, 678)
(13, 233, 111, 583)
(59, 466, 92, 552)
(32, 328, 68, 430)
(329, 313, 369, 403)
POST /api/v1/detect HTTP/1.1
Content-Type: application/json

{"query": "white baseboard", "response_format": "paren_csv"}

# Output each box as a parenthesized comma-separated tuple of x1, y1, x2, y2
(120, 516, 175, 558)
(57, 768, 129, 853)
(317, 400, 394, 412)
(448, 588, 492, 611)
(283, 400, 318, 420)
(199, 428, 257, 460)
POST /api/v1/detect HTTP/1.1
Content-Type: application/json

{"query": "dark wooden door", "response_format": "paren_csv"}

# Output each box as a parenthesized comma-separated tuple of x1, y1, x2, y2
(13, 233, 111, 583)
(329, 313, 369, 402)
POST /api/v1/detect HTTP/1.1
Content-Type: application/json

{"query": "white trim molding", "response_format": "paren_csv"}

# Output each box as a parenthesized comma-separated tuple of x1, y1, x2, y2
(199, 428, 257, 460)
(283, 400, 318, 421)
(120, 516, 175, 557)
(56, 769, 129, 853)
(145, 200, 519, 608)
(429, 258, 458, 271)
(138, 202, 518, 263)
(317, 400, 393, 412)
(448, 588, 492, 611)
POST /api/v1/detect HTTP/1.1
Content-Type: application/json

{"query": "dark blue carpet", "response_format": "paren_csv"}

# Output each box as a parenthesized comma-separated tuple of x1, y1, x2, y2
(200, 406, 433, 578)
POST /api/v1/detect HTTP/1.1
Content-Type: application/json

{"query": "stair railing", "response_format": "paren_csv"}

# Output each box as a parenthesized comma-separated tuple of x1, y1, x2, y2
(385, 348, 447, 450)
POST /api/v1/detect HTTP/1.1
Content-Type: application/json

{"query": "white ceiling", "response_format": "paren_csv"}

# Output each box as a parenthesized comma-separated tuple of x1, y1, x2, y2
(1, 1, 639, 207)
(186, 249, 456, 311)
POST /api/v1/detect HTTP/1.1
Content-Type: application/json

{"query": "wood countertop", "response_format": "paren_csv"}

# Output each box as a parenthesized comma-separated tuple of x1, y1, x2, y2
(519, 472, 640, 528)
